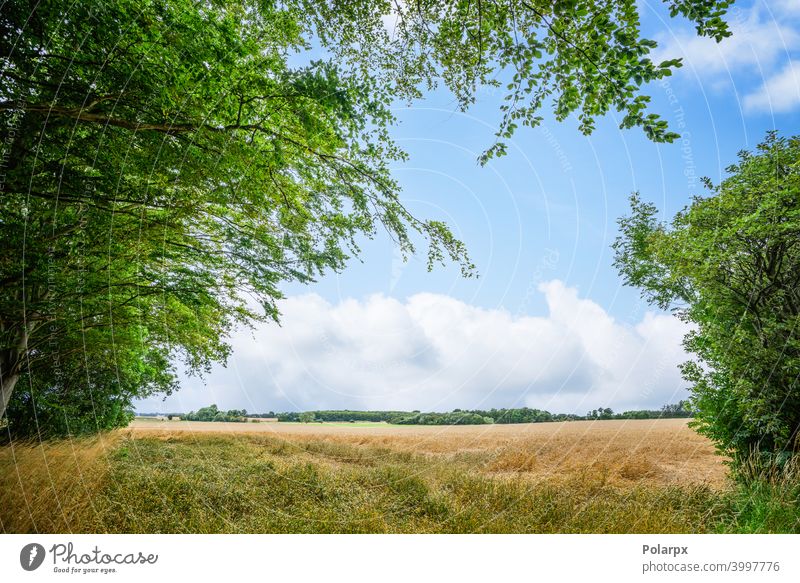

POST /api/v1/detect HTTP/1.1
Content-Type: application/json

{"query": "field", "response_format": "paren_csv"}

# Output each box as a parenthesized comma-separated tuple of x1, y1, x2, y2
(127, 417, 727, 487)
(1, 419, 797, 533)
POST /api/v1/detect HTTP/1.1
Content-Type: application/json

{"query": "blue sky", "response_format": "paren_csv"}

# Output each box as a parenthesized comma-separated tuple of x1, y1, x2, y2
(136, 0, 800, 415)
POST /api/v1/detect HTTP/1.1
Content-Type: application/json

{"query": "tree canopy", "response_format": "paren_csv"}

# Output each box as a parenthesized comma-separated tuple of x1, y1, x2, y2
(1, 0, 734, 436)
(614, 132, 800, 468)
(183, 405, 248, 422)
(302, 0, 732, 160)
(0, 0, 471, 435)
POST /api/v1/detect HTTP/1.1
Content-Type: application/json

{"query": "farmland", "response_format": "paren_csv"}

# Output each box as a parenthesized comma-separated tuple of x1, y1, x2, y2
(10, 418, 795, 534)
(127, 417, 725, 487)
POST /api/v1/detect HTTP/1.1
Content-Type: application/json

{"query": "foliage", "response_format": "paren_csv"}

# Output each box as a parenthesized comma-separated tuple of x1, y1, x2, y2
(266, 404, 692, 425)
(298, 411, 316, 423)
(303, 0, 733, 160)
(183, 405, 248, 423)
(392, 411, 493, 425)
(248, 412, 277, 419)
(0, 0, 470, 434)
(3, 326, 171, 438)
(469, 407, 556, 423)
(585, 404, 692, 420)
(614, 132, 800, 468)
(277, 410, 407, 422)
(587, 407, 615, 420)
(5, 390, 134, 441)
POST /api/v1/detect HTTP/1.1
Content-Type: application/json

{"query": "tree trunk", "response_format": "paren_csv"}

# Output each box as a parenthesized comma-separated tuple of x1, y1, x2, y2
(0, 372, 19, 420)
(0, 324, 30, 421)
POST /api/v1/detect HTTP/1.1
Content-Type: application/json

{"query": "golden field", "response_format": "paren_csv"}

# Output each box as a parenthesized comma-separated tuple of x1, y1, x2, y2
(0, 418, 755, 534)
(127, 417, 727, 487)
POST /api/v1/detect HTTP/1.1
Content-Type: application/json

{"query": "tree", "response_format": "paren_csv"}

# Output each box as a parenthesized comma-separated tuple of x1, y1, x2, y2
(3, 325, 174, 437)
(302, 0, 733, 160)
(1, 0, 735, 434)
(613, 132, 800, 469)
(0, 0, 471, 430)
(299, 412, 316, 423)
(196, 405, 220, 422)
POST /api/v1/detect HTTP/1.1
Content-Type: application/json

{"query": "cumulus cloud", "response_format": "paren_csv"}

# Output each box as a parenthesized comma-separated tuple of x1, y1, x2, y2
(743, 60, 800, 113)
(652, 3, 800, 114)
(137, 281, 692, 415)
(773, 0, 800, 18)
(653, 10, 799, 77)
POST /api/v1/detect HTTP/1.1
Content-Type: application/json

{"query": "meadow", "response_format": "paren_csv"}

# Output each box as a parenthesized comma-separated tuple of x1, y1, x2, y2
(1, 419, 798, 534)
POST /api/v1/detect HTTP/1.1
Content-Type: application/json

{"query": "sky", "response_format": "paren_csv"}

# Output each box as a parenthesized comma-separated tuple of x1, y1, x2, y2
(136, 0, 800, 415)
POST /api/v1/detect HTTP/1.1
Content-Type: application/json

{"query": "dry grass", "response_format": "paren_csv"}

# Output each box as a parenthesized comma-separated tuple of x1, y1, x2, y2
(0, 433, 123, 532)
(127, 418, 727, 488)
(0, 419, 733, 533)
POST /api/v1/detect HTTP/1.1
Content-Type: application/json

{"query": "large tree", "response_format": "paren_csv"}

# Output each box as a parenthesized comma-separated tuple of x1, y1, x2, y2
(614, 132, 800, 469)
(1, 0, 733, 434)
(1, 0, 473, 431)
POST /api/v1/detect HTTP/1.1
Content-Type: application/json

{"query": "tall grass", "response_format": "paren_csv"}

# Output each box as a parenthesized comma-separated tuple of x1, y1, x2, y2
(713, 453, 800, 534)
(0, 433, 121, 532)
(1, 430, 736, 533)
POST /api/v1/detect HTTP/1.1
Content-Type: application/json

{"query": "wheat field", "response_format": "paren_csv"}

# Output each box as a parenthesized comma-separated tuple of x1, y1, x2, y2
(1, 418, 743, 534)
(126, 418, 727, 487)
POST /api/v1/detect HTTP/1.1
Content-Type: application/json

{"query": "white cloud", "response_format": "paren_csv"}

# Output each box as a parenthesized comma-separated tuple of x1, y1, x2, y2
(653, 3, 800, 113)
(744, 59, 800, 113)
(653, 10, 799, 76)
(137, 281, 692, 415)
(772, 0, 800, 18)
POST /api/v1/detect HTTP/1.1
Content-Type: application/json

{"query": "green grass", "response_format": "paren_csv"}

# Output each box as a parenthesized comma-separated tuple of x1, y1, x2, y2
(712, 475, 800, 533)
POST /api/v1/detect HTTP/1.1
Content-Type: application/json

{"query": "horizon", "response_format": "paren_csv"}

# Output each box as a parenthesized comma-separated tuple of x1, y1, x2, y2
(135, 402, 688, 416)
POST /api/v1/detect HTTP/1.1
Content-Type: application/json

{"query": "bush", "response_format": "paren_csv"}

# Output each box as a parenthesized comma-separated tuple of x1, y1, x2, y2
(298, 412, 316, 423)
(615, 133, 800, 469)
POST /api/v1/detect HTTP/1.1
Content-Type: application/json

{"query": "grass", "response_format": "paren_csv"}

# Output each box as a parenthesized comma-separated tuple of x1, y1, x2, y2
(1, 420, 797, 533)
(711, 455, 800, 534)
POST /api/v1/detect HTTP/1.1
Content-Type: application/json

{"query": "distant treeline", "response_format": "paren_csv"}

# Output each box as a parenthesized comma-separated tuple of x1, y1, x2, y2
(276, 402, 692, 425)
(144, 402, 691, 426)
(585, 402, 692, 420)
(390, 402, 691, 425)
(392, 411, 494, 425)
(183, 404, 249, 423)
(276, 410, 409, 423)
